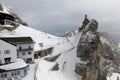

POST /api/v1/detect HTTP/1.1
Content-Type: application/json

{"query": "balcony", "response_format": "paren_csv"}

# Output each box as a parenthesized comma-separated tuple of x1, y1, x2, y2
(17, 48, 33, 52)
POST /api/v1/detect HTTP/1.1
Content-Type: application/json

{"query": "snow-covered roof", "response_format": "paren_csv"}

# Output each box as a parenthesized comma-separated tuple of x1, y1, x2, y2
(0, 37, 34, 45)
(107, 73, 120, 80)
(0, 59, 28, 71)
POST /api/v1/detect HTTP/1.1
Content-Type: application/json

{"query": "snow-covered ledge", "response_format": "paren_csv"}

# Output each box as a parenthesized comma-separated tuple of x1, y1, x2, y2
(0, 59, 29, 79)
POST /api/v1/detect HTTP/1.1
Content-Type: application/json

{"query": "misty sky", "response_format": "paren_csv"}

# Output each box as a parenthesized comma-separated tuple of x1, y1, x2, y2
(1, 0, 120, 36)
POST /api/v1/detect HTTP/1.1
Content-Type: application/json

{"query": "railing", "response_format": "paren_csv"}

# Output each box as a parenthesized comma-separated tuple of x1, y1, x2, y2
(17, 48, 33, 52)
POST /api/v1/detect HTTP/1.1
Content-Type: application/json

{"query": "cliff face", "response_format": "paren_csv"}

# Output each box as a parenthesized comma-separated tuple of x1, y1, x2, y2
(75, 19, 120, 80)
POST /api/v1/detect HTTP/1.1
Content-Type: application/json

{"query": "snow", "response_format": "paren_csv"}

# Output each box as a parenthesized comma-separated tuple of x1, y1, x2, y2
(0, 6, 10, 14)
(1, 25, 117, 80)
(107, 73, 120, 80)
(22, 59, 40, 80)
(0, 23, 119, 80)
(35, 33, 82, 80)
(21, 32, 82, 80)
(36, 60, 56, 80)
(0, 4, 120, 80)
(14, 25, 65, 51)
(0, 59, 28, 70)
(3, 6, 10, 14)
(0, 4, 66, 52)
(0, 24, 65, 52)
(0, 24, 13, 27)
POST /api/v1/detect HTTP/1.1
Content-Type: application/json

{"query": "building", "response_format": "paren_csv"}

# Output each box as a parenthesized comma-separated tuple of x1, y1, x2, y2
(0, 37, 35, 63)
(34, 47, 53, 59)
(0, 39, 29, 80)
(0, 12, 19, 31)
(0, 12, 14, 25)
(0, 39, 17, 65)
(0, 59, 29, 80)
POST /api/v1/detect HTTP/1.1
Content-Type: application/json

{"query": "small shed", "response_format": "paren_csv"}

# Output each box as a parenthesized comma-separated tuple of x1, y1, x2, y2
(34, 47, 54, 59)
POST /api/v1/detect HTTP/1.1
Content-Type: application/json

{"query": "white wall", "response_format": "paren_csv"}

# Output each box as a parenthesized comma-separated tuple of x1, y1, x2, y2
(0, 40, 17, 64)
(17, 43, 34, 62)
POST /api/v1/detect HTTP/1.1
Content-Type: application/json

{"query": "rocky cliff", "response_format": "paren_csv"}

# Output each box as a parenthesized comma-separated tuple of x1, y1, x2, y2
(75, 18, 120, 80)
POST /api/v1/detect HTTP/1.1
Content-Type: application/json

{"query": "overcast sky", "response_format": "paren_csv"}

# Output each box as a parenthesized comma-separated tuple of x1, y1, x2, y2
(1, 0, 120, 36)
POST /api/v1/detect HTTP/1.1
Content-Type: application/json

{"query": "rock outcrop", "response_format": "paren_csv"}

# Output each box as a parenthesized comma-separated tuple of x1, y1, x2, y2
(77, 19, 99, 61)
(75, 17, 120, 80)
(79, 15, 90, 31)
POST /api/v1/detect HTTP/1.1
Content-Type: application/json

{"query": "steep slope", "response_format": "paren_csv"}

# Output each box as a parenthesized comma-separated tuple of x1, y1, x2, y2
(0, 24, 66, 52)
(35, 32, 82, 80)
(35, 19, 120, 80)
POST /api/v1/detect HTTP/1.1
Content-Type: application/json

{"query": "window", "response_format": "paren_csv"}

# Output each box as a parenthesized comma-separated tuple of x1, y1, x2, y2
(4, 50, 10, 54)
(19, 46, 22, 50)
(29, 46, 31, 49)
(11, 71, 18, 76)
(2, 73, 7, 78)
(17, 71, 20, 74)
(17, 53, 19, 57)
(11, 72, 15, 76)
(28, 52, 31, 55)
(39, 43, 43, 47)
(22, 52, 26, 55)
(26, 58, 32, 63)
(4, 58, 11, 64)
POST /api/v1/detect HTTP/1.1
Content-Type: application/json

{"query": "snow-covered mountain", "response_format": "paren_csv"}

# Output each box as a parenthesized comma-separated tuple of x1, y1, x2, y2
(0, 3, 120, 80)
(0, 24, 66, 52)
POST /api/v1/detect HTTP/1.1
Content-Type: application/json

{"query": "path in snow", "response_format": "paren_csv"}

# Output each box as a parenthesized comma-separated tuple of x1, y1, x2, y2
(34, 61, 40, 80)
(22, 59, 41, 80)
